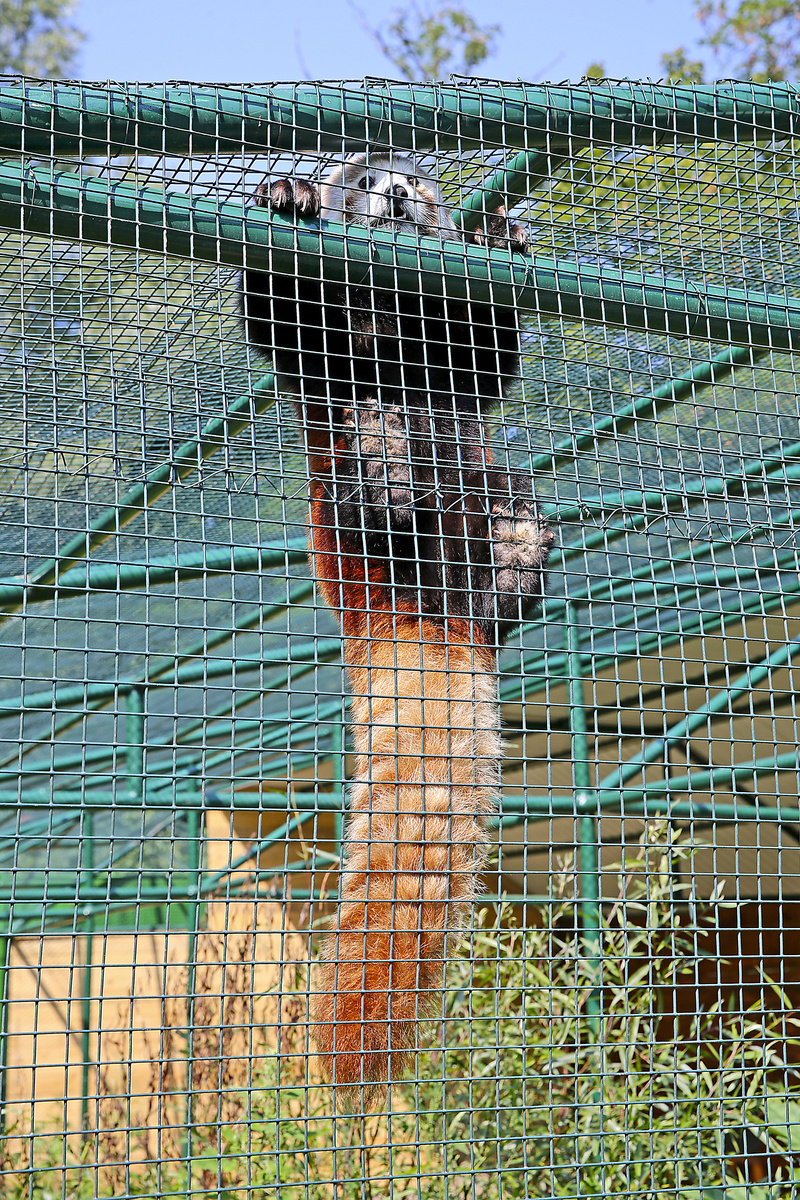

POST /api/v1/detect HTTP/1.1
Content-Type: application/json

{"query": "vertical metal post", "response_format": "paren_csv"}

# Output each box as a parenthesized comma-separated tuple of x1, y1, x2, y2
(126, 686, 145, 799)
(565, 603, 604, 1195)
(565, 604, 601, 1028)
(183, 778, 202, 1181)
(80, 807, 94, 1131)
(0, 907, 10, 1137)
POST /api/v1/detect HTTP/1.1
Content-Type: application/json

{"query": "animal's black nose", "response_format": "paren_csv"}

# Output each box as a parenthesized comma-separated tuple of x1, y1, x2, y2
(389, 182, 409, 216)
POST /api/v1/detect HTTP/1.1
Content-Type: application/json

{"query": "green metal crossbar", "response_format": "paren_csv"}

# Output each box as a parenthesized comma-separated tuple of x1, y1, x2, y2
(0, 157, 798, 349)
(1, 80, 799, 154)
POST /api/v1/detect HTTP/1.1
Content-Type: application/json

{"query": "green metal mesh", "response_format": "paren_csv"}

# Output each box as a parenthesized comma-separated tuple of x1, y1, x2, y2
(0, 78, 799, 1197)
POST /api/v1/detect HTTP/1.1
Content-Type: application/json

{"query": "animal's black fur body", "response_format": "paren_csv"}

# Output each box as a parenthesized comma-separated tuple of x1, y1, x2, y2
(240, 153, 552, 644)
(240, 154, 553, 1104)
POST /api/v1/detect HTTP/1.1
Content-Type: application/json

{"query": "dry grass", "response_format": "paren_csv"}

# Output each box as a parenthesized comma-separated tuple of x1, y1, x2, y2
(3, 896, 314, 1197)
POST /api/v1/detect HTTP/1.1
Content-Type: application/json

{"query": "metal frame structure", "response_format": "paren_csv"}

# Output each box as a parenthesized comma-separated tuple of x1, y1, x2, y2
(0, 77, 799, 1195)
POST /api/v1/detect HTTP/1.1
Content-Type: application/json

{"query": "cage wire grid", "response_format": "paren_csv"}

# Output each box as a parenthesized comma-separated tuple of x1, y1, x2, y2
(0, 77, 797, 1197)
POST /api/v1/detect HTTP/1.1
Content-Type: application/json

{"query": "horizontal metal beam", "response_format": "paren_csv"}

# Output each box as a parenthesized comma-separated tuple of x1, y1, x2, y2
(2, 688, 346, 781)
(5, 536, 797, 775)
(601, 753, 800, 809)
(0, 538, 307, 608)
(5, 700, 798, 817)
(5, 636, 341, 713)
(598, 634, 800, 799)
(0, 784, 794, 905)
(532, 344, 761, 476)
(0, 370, 281, 621)
(0, 80, 798, 156)
(6, 532, 794, 725)
(504, 564, 800, 705)
(1, 158, 797, 353)
(0, 784, 322, 813)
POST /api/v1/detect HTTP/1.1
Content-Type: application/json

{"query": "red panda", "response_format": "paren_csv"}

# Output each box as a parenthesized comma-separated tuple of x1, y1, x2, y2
(241, 153, 552, 1108)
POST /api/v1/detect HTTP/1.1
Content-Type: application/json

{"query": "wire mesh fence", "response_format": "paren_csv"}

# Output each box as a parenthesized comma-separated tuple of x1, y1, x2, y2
(0, 77, 799, 1197)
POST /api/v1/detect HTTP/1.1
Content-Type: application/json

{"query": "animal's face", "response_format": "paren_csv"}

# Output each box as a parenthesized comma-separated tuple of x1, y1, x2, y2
(319, 153, 460, 240)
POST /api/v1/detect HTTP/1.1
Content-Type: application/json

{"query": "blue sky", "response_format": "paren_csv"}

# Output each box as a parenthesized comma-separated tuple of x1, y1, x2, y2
(77, 0, 704, 84)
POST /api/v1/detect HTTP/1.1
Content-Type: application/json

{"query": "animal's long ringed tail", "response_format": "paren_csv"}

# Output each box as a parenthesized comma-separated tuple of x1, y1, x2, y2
(311, 611, 501, 1109)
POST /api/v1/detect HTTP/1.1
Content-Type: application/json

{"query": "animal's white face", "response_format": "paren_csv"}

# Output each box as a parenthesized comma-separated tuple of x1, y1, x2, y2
(319, 153, 460, 240)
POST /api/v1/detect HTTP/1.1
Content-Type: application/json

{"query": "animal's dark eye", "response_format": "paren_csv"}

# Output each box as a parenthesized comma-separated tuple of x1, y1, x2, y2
(358, 174, 374, 190)
(407, 175, 418, 187)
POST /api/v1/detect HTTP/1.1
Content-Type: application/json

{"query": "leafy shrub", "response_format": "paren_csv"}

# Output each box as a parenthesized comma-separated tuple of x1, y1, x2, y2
(4, 824, 798, 1198)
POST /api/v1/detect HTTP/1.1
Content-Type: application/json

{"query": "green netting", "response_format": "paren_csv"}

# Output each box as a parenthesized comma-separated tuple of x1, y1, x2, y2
(0, 77, 798, 1198)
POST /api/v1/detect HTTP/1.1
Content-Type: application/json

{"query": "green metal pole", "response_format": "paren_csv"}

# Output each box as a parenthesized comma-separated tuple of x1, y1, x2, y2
(0, 370, 280, 624)
(454, 148, 565, 232)
(0, 538, 308, 610)
(599, 634, 800, 799)
(5, 635, 341, 723)
(0, 907, 9, 1138)
(183, 781, 202, 1180)
(0, 159, 799, 351)
(16, 477, 776, 697)
(564, 605, 605, 1191)
(0, 780, 793, 858)
(0, 81, 798, 156)
(8, 553, 798, 803)
(80, 808, 94, 1132)
(0, 579, 313, 778)
(530, 344, 760, 476)
(11, 499, 797, 787)
(565, 603, 602, 1030)
(0, 344, 768, 614)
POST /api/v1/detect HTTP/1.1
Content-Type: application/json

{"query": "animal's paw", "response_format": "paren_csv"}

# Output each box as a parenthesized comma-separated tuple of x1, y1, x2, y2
(492, 511, 554, 571)
(254, 178, 321, 220)
(487, 508, 554, 633)
(343, 402, 414, 523)
(472, 206, 529, 254)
